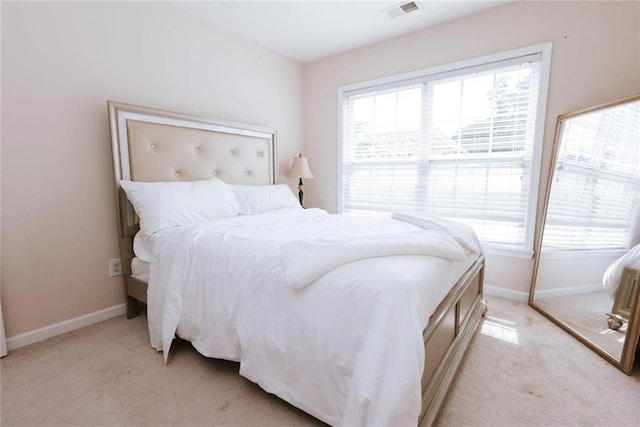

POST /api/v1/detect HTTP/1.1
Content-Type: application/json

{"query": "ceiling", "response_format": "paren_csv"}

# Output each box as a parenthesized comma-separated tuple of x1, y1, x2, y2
(172, 1, 509, 63)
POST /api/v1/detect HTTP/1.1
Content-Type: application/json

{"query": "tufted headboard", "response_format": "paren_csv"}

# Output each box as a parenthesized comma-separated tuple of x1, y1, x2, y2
(108, 101, 277, 238)
(108, 101, 277, 307)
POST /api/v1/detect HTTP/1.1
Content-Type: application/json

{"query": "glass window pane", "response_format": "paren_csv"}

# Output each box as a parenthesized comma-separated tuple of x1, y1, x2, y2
(341, 54, 545, 250)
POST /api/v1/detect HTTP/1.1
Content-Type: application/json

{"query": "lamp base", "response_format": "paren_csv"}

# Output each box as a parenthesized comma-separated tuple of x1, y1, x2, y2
(298, 178, 304, 208)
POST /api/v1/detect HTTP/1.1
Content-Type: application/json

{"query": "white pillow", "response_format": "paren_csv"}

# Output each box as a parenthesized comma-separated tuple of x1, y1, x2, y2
(230, 184, 301, 215)
(133, 232, 152, 263)
(120, 178, 239, 236)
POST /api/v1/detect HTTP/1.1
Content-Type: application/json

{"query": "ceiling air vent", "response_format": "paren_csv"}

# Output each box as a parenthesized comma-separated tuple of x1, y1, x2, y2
(382, 1, 422, 19)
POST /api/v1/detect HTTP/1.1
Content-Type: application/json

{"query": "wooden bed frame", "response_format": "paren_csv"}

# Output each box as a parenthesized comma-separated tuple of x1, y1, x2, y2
(108, 100, 487, 426)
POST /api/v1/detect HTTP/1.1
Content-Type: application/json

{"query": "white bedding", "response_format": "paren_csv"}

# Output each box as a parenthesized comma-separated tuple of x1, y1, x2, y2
(146, 208, 481, 426)
(603, 243, 640, 298)
(131, 257, 150, 283)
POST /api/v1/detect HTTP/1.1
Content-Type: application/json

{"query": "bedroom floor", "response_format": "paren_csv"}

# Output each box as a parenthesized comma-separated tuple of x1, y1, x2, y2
(1, 296, 638, 426)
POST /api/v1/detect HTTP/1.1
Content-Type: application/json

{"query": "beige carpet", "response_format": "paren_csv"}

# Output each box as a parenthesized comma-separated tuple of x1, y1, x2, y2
(1, 296, 639, 426)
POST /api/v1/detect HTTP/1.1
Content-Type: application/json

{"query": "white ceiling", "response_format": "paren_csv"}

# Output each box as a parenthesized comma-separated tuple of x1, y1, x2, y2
(172, 1, 508, 63)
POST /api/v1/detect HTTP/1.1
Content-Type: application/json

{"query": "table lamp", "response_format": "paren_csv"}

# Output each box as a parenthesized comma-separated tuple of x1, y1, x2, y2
(286, 153, 314, 207)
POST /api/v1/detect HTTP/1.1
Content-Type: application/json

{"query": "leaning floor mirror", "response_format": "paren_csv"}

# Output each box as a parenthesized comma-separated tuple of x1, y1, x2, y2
(529, 93, 640, 375)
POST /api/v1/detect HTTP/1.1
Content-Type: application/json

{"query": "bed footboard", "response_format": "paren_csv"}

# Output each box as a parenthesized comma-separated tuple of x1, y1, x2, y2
(419, 255, 486, 426)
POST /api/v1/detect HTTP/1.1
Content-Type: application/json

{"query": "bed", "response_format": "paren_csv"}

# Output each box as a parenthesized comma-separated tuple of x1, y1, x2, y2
(108, 100, 487, 426)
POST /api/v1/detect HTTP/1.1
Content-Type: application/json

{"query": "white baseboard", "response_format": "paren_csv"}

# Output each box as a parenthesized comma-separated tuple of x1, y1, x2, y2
(483, 283, 604, 302)
(484, 285, 529, 302)
(6, 303, 126, 351)
(533, 283, 603, 300)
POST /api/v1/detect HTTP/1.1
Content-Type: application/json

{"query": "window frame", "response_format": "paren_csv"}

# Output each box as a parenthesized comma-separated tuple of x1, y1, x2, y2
(337, 43, 553, 258)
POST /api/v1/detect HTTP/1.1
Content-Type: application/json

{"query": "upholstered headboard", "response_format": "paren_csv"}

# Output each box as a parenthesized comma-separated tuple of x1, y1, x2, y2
(108, 101, 277, 313)
(108, 101, 277, 238)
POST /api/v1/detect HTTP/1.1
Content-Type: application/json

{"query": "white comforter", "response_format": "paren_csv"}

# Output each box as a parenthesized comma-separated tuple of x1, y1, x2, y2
(147, 208, 480, 426)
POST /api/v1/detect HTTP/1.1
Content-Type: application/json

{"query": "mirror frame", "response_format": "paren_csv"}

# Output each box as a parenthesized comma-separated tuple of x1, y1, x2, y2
(529, 93, 640, 375)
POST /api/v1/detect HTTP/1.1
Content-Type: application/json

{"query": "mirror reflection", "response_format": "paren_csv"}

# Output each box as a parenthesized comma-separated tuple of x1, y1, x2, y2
(530, 94, 640, 374)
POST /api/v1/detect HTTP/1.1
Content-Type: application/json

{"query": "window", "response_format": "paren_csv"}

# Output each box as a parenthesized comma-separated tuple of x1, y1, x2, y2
(542, 99, 640, 251)
(339, 45, 551, 254)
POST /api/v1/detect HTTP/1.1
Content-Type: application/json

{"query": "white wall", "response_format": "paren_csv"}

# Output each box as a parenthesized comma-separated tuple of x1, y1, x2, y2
(1, 2, 304, 338)
(303, 1, 640, 296)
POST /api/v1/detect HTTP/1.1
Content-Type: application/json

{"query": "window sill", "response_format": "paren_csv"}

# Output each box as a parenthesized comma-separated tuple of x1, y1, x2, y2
(540, 249, 626, 260)
(482, 245, 534, 259)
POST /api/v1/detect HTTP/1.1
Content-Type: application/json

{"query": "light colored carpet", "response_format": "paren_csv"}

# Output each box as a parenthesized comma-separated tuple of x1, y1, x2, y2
(1, 296, 639, 426)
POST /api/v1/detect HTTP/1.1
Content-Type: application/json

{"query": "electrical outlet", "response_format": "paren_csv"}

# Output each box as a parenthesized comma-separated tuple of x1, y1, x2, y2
(109, 258, 122, 277)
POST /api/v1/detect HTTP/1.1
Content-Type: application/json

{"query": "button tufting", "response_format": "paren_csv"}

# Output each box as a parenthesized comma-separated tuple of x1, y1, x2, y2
(150, 143, 156, 149)
(194, 147, 200, 153)
(245, 171, 251, 176)
(213, 170, 218, 176)
(229, 149, 235, 155)
(175, 171, 181, 177)
(257, 151, 264, 157)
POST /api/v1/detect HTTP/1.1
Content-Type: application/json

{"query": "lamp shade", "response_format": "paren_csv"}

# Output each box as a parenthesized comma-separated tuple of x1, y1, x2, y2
(286, 154, 314, 179)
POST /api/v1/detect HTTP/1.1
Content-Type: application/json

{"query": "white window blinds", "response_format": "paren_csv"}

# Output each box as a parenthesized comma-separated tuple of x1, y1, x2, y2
(341, 53, 544, 250)
(542, 100, 640, 251)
